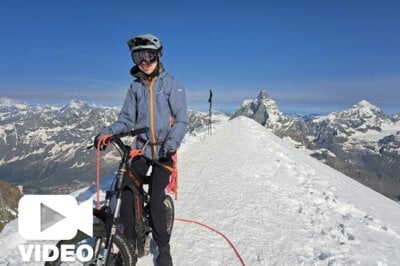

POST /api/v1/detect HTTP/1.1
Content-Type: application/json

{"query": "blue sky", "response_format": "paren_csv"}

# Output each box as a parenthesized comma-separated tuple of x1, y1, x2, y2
(0, 0, 399, 115)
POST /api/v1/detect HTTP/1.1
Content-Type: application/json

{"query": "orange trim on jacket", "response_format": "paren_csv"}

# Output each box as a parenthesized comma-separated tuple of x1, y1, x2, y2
(149, 78, 157, 159)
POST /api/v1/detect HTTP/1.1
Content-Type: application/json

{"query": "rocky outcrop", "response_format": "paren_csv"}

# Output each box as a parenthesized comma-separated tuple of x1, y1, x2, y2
(0, 180, 22, 232)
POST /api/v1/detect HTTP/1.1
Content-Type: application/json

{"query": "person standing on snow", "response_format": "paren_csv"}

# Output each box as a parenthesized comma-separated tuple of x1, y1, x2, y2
(95, 33, 187, 266)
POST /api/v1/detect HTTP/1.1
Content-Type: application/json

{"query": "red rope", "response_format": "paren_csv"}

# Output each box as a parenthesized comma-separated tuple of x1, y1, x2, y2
(175, 217, 245, 266)
(96, 135, 111, 209)
(96, 144, 100, 209)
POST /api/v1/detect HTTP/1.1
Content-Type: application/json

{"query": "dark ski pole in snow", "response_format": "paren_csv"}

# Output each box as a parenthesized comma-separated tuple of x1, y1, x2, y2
(208, 89, 213, 135)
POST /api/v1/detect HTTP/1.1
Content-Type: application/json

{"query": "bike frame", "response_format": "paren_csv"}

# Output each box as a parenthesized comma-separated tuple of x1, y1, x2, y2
(91, 128, 154, 265)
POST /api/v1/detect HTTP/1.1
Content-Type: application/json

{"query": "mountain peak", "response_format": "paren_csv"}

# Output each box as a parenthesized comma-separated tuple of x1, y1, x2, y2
(357, 99, 371, 106)
(0, 97, 28, 109)
(353, 100, 380, 111)
(257, 90, 270, 100)
(347, 99, 385, 119)
(231, 90, 290, 130)
(62, 99, 90, 111)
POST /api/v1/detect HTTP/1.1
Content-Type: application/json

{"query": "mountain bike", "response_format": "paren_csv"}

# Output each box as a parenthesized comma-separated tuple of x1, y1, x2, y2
(45, 127, 175, 266)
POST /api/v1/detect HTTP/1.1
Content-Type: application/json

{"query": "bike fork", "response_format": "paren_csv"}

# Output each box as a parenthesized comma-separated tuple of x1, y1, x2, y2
(104, 162, 127, 265)
(92, 238, 102, 263)
(104, 197, 123, 265)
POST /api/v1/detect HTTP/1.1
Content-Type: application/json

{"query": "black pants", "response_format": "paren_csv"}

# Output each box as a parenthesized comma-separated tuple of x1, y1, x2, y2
(120, 157, 172, 250)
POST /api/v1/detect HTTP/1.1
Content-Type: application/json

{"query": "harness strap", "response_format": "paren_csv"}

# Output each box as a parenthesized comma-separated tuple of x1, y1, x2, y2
(136, 135, 165, 147)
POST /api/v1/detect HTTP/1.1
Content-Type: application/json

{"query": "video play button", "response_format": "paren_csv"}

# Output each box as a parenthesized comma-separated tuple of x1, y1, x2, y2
(19, 195, 93, 240)
(40, 203, 66, 232)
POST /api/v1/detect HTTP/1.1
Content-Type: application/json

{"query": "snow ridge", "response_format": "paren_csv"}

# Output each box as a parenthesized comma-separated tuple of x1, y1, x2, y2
(1, 109, 400, 265)
(175, 117, 400, 264)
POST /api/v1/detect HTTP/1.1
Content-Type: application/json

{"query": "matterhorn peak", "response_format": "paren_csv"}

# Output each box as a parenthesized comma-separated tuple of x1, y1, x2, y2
(231, 90, 291, 130)
(254, 89, 279, 109)
(257, 90, 270, 100)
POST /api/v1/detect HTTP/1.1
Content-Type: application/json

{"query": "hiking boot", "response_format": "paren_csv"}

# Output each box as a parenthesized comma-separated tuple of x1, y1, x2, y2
(156, 245, 172, 266)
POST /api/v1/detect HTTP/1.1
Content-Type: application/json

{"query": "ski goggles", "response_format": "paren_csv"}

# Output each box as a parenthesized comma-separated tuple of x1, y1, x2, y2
(132, 49, 158, 65)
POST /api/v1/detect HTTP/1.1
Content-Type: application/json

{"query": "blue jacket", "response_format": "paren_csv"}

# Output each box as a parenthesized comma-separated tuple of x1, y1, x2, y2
(101, 69, 188, 159)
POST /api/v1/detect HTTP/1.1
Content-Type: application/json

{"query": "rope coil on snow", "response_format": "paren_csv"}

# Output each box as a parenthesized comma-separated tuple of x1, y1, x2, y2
(176, 217, 245, 265)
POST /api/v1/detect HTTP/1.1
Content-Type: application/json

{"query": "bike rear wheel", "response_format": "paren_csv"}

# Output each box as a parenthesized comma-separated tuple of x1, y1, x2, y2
(44, 223, 136, 266)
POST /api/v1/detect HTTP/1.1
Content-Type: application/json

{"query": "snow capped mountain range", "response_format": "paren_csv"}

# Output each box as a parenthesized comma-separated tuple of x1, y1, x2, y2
(0, 97, 29, 110)
(0, 98, 228, 193)
(1, 117, 400, 265)
(0, 93, 399, 200)
(232, 91, 400, 200)
(0, 99, 121, 192)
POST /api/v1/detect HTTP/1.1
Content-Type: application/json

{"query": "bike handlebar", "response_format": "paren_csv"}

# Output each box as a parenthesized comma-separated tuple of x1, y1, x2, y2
(108, 127, 149, 155)
(110, 127, 149, 140)
(90, 126, 169, 177)
(87, 127, 149, 150)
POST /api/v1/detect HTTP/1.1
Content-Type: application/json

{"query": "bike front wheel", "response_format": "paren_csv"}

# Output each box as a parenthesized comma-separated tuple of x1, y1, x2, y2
(164, 194, 175, 234)
(44, 222, 136, 266)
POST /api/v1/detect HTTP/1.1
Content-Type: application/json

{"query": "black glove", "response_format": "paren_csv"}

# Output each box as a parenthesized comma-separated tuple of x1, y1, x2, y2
(94, 133, 108, 151)
(166, 149, 176, 160)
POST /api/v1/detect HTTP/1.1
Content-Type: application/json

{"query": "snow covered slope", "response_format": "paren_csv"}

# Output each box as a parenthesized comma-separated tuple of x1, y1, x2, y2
(1, 117, 400, 265)
(175, 116, 400, 265)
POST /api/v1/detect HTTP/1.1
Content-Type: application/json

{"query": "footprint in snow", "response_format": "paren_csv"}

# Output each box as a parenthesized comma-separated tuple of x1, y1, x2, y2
(362, 214, 394, 234)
